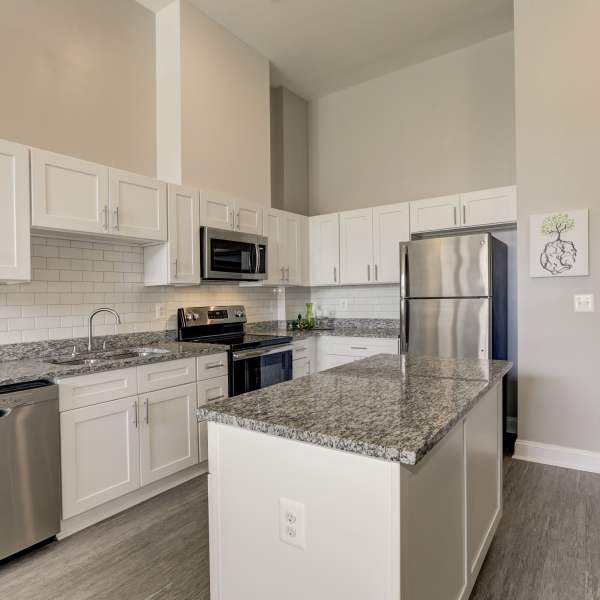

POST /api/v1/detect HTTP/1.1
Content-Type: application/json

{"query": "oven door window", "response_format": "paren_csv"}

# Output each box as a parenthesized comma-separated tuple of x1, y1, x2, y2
(210, 239, 256, 274)
(232, 350, 293, 396)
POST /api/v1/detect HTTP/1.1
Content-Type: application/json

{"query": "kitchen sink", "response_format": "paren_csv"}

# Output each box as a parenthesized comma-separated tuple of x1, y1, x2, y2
(45, 347, 172, 366)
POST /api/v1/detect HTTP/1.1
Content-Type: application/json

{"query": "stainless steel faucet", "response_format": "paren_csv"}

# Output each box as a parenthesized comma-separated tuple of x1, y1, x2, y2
(88, 308, 121, 351)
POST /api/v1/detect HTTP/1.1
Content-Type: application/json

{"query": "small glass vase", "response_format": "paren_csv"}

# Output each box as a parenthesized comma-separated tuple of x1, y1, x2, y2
(305, 303, 315, 327)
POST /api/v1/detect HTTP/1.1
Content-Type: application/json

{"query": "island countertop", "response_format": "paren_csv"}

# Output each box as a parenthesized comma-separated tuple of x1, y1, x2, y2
(199, 353, 512, 465)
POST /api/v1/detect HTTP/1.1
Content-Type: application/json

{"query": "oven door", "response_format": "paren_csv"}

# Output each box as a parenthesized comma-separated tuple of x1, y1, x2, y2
(230, 345, 293, 396)
(201, 227, 267, 281)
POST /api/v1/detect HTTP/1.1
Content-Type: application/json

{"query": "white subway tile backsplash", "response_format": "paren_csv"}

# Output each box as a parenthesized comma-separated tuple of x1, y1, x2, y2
(0, 236, 284, 345)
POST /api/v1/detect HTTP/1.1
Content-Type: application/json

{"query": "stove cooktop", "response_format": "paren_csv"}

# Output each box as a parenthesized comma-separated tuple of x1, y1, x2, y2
(186, 333, 293, 351)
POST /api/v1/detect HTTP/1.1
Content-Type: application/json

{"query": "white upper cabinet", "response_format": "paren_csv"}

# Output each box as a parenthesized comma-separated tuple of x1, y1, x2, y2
(264, 208, 284, 284)
(109, 169, 167, 241)
(139, 382, 199, 486)
(0, 139, 31, 281)
(167, 184, 200, 284)
(460, 186, 517, 227)
(263, 209, 307, 285)
(31, 148, 109, 234)
(200, 189, 235, 230)
(235, 199, 263, 235)
(309, 213, 340, 286)
(339, 208, 373, 285)
(372, 202, 410, 283)
(200, 190, 263, 235)
(410, 194, 461, 234)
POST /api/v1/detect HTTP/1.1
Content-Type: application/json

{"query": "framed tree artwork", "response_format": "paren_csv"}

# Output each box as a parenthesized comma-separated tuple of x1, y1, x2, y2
(529, 209, 589, 277)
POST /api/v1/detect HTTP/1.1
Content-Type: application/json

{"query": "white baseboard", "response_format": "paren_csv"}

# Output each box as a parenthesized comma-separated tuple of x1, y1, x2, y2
(506, 416, 517, 435)
(514, 439, 600, 474)
(58, 463, 207, 539)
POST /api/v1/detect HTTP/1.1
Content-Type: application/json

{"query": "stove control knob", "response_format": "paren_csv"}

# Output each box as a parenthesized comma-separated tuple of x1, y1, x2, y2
(185, 313, 193, 321)
(235, 311, 244, 318)
(192, 313, 200, 320)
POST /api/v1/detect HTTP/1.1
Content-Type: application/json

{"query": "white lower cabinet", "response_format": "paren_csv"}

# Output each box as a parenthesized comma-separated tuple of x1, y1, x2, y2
(292, 338, 316, 379)
(59, 357, 229, 522)
(197, 376, 229, 463)
(317, 336, 399, 371)
(61, 395, 140, 519)
(139, 383, 199, 486)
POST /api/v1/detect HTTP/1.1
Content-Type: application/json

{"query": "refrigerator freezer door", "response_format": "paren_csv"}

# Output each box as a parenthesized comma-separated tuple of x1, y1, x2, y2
(405, 298, 490, 359)
(402, 234, 490, 298)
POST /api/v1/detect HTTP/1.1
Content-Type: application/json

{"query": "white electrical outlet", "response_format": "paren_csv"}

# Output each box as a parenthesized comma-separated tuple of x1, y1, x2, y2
(279, 497, 306, 549)
(155, 303, 166, 319)
(574, 294, 594, 313)
(339, 298, 348, 310)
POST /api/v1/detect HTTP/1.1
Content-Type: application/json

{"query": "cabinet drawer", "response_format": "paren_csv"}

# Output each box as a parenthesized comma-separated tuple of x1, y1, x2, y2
(320, 336, 398, 357)
(58, 368, 138, 412)
(137, 358, 196, 393)
(197, 353, 228, 381)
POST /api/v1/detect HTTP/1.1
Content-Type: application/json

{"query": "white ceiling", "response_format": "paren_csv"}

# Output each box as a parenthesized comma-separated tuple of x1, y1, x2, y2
(185, 0, 514, 99)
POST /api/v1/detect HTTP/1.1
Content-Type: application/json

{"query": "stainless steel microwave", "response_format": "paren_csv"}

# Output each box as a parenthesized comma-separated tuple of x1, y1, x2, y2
(200, 227, 268, 281)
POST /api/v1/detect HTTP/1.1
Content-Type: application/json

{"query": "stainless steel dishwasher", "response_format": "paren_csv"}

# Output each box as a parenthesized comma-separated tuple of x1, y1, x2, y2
(0, 380, 60, 560)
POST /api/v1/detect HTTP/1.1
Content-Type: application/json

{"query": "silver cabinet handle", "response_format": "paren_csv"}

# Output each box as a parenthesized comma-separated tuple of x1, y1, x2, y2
(133, 400, 138, 428)
(206, 361, 224, 369)
(285, 266, 290, 281)
(236, 210, 241, 230)
(280, 266, 285, 281)
(350, 346, 367, 350)
(102, 205, 109, 230)
(113, 206, 120, 230)
(453, 206, 457, 225)
(295, 346, 307, 352)
(462, 204, 467, 224)
(229, 209, 234, 229)
(333, 266, 337, 283)
(173, 258, 178, 276)
(145, 397, 149, 424)
(375, 264, 378, 281)
(367, 264, 371, 281)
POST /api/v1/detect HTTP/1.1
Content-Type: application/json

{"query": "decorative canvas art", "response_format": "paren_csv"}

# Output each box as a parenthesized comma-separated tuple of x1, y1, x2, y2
(529, 209, 589, 277)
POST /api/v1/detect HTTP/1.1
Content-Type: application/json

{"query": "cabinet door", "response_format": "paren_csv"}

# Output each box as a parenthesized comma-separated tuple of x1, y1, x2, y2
(410, 194, 460, 233)
(372, 202, 410, 284)
(460, 186, 517, 227)
(292, 356, 310, 379)
(197, 376, 229, 463)
(309, 214, 340, 286)
(339, 208, 373, 285)
(109, 169, 167, 241)
(60, 396, 140, 518)
(31, 148, 109, 234)
(0, 140, 30, 281)
(168, 184, 200, 284)
(285, 213, 303, 284)
(200, 189, 234, 230)
(139, 383, 199, 485)
(235, 200, 263, 235)
(263, 209, 284, 285)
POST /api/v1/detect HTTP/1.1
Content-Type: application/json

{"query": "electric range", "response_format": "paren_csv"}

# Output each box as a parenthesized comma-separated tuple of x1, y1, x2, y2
(177, 305, 293, 397)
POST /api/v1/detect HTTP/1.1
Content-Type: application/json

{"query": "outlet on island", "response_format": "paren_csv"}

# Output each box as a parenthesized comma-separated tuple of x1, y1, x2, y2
(279, 497, 306, 549)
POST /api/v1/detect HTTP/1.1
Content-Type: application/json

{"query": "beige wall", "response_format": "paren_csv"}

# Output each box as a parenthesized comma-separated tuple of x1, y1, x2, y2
(181, 0, 271, 206)
(308, 33, 515, 215)
(0, 0, 156, 176)
(515, 0, 600, 451)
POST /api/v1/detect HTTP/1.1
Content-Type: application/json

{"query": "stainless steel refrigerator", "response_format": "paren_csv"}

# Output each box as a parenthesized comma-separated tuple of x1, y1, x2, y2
(399, 233, 507, 360)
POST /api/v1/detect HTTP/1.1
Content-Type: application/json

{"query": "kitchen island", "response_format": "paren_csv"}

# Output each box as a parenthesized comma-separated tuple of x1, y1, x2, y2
(200, 353, 511, 600)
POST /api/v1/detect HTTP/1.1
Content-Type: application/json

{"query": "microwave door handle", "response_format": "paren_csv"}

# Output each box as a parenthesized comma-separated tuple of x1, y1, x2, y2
(254, 242, 260, 274)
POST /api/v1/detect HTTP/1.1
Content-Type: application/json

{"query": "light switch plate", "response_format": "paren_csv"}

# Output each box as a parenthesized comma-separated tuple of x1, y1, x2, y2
(155, 303, 166, 319)
(574, 294, 594, 313)
(279, 497, 306, 550)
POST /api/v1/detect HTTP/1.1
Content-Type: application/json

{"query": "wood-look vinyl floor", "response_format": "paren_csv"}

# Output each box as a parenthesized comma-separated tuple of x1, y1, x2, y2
(0, 477, 209, 600)
(1, 459, 599, 600)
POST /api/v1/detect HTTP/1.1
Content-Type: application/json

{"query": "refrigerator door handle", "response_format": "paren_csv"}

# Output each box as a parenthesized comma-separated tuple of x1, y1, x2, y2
(400, 298, 409, 353)
(399, 244, 408, 299)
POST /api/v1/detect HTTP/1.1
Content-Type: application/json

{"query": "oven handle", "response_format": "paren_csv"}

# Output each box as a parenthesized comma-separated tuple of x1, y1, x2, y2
(232, 345, 293, 362)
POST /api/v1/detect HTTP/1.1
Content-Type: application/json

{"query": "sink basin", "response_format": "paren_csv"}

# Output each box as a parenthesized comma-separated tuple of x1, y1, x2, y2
(45, 347, 172, 366)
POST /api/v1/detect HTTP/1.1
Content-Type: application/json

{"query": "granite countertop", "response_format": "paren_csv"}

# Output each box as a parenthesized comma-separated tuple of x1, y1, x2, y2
(199, 353, 512, 466)
(0, 341, 228, 387)
(246, 323, 400, 340)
